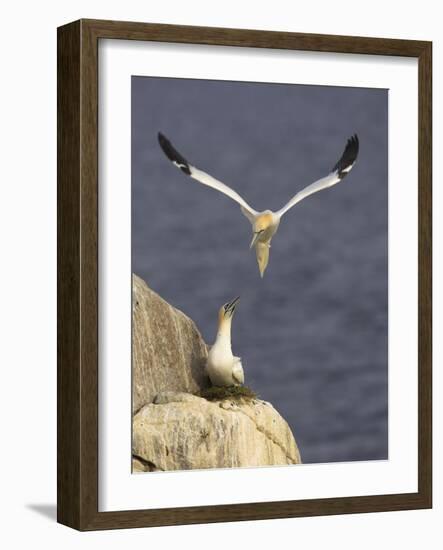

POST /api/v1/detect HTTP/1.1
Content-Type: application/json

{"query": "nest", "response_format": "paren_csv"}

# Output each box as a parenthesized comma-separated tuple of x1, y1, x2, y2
(198, 385, 258, 401)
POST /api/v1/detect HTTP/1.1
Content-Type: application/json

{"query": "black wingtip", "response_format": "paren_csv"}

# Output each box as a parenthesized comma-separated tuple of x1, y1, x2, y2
(333, 134, 360, 179)
(157, 132, 191, 175)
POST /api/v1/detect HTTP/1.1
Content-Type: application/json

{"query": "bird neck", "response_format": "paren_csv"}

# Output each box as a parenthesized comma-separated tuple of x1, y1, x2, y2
(215, 318, 232, 349)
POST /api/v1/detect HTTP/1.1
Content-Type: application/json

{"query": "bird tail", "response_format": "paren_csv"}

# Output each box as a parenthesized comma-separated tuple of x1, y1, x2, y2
(255, 243, 270, 278)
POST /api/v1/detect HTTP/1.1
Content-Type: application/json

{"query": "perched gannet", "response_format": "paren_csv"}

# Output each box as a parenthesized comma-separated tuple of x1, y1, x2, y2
(206, 297, 244, 387)
(158, 132, 359, 277)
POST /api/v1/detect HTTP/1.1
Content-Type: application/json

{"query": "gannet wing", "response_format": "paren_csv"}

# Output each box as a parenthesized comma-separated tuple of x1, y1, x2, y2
(232, 357, 244, 385)
(277, 135, 359, 217)
(240, 206, 256, 224)
(158, 133, 258, 219)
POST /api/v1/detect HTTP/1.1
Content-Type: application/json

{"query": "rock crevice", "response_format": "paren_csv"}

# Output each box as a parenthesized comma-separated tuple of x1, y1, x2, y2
(220, 400, 299, 463)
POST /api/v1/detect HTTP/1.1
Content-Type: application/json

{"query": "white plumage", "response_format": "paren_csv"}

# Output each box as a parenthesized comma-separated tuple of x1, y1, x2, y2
(159, 133, 359, 277)
(206, 297, 244, 387)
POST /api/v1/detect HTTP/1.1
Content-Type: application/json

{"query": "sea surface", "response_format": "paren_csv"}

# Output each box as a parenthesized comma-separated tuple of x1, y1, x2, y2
(131, 76, 388, 464)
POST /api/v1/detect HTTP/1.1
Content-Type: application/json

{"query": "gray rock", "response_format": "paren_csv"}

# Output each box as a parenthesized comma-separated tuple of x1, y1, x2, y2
(133, 391, 301, 471)
(132, 274, 209, 412)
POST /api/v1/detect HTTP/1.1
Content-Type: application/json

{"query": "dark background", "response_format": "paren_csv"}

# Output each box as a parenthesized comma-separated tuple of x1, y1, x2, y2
(131, 76, 388, 464)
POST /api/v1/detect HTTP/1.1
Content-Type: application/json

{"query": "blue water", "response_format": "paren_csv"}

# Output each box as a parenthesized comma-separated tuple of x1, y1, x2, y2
(132, 76, 388, 464)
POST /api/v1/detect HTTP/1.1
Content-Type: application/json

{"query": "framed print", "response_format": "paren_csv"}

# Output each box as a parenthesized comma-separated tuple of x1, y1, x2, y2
(57, 19, 432, 530)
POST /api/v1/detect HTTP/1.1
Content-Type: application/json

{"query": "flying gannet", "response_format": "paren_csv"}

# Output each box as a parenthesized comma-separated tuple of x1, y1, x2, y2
(206, 297, 244, 387)
(158, 132, 359, 277)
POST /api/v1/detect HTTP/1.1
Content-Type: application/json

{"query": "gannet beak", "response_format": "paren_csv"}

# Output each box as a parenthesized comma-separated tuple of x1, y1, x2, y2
(250, 232, 260, 249)
(225, 296, 240, 316)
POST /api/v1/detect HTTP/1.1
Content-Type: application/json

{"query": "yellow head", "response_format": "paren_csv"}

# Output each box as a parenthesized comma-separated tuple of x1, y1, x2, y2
(255, 212, 274, 231)
(250, 212, 274, 249)
(218, 296, 240, 325)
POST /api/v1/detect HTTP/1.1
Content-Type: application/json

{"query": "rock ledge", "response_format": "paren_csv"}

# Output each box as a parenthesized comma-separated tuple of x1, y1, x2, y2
(133, 391, 301, 471)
